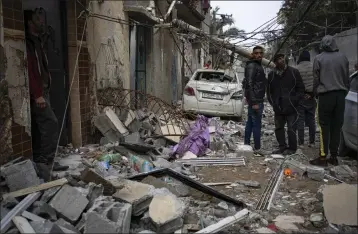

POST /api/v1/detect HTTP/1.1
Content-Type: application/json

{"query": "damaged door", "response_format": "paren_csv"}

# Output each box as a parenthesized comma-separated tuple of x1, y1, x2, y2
(135, 26, 146, 106)
(22, 0, 69, 145)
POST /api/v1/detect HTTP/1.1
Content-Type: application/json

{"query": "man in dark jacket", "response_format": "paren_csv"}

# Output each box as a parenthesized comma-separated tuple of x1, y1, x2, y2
(243, 46, 268, 156)
(267, 54, 305, 155)
(295, 50, 316, 147)
(310, 35, 350, 167)
(25, 9, 68, 178)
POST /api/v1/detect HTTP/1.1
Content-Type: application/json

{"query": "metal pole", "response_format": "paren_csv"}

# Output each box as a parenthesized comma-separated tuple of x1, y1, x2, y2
(171, 19, 276, 68)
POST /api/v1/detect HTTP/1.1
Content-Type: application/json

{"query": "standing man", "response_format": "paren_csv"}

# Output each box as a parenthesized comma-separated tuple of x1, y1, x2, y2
(25, 9, 67, 178)
(267, 53, 305, 155)
(310, 35, 350, 166)
(296, 50, 316, 148)
(243, 46, 268, 156)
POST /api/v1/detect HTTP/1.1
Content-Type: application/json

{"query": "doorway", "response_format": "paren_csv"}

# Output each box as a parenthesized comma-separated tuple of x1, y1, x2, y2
(22, 0, 69, 145)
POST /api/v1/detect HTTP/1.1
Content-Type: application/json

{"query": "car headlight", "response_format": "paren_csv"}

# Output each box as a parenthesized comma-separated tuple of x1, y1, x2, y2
(231, 90, 243, 99)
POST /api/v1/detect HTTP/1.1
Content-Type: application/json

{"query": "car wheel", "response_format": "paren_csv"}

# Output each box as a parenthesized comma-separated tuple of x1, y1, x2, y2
(338, 131, 350, 157)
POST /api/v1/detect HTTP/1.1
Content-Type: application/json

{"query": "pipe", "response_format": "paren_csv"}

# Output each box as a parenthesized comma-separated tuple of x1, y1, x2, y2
(171, 19, 276, 68)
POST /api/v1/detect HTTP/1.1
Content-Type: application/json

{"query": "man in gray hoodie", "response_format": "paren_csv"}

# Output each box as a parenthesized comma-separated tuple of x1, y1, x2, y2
(310, 35, 350, 167)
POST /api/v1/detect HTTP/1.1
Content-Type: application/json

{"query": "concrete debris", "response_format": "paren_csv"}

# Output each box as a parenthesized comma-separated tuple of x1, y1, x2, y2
(330, 165, 357, 180)
(112, 180, 154, 216)
(2, 159, 40, 192)
(273, 215, 305, 224)
(306, 165, 325, 181)
(32, 201, 58, 221)
(40, 186, 62, 203)
(217, 201, 229, 210)
(236, 180, 261, 188)
(149, 191, 185, 233)
(30, 220, 67, 234)
(236, 144, 254, 157)
(310, 213, 325, 228)
(49, 185, 89, 223)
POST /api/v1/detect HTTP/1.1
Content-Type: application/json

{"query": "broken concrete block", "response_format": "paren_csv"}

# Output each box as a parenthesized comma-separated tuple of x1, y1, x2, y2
(141, 176, 188, 197)
(2, 159, 40, 192)
(153, 158, 172, 169)
(55, 218, 79, 233)
(80, 167, 115, 195)
(256, 227, 276, 233)
(86, 182, 104, 209)
(93, 108, 129, 143)
(85, 199, 132, 233)
(49, 185, 89, 223)
(310, 213, 325, 228)
(149, 192, 185, 233)
(30, 220, 65, 234)
(40, 186, 62, 203)
(112, 180, 154, 216)
(236, 144, 254, 157)
(306, 165, 325, 181)
(217, 201, 229, 210)
(273, 215, 305, 224)
(330, 165, 356, 180)
(32, 201, 58, 221)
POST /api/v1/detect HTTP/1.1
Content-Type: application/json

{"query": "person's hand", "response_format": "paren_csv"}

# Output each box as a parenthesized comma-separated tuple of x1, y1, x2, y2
(35, 96, 46, 108)
(252, 104, 259, 110)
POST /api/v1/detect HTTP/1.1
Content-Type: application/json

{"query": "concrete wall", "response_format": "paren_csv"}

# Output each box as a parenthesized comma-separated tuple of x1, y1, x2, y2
(86, 1, 130, 90)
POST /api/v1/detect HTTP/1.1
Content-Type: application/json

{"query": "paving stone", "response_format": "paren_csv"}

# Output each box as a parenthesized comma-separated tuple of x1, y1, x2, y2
(85, 199, 132, 233)
(149, 192, 185, 233)
(2, 159, 40, 192)
(112, 180, 154, 216)
(49, 185, 89, 223)
(40, 186, 62, 203)
(32, 201, 58, 221)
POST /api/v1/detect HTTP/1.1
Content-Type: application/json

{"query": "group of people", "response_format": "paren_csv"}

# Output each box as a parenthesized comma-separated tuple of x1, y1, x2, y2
(243, 35, 351, 167)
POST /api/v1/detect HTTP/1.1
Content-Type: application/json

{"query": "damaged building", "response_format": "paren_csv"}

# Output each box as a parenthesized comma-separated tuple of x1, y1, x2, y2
(0, 0, 212, 164)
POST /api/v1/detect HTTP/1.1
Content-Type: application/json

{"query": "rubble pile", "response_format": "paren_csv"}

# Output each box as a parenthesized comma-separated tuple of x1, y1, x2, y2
(1, 105, 357, 234)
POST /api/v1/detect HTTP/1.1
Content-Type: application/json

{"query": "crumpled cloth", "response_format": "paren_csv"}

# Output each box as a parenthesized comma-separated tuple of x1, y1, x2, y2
(172, 115, 210, 157)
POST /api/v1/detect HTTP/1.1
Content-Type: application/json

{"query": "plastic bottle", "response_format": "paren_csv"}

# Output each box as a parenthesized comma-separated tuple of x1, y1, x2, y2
(142, 161, 152, 172)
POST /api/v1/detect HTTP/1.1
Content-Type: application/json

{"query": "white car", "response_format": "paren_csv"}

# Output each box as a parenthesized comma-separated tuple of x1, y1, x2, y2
(182, 69, 244, 120)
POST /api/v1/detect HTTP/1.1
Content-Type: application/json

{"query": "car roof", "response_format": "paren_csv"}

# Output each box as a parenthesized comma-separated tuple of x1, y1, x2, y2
(195, 69, 236, 77)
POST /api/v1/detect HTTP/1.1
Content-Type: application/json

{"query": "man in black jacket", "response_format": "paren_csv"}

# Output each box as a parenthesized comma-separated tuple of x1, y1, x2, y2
(267, 54, 305, 155)
(243, 46, 268, 156)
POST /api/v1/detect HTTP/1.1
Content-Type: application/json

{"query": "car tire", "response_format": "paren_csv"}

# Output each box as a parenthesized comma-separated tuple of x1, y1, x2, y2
(338, 131, 351, 157)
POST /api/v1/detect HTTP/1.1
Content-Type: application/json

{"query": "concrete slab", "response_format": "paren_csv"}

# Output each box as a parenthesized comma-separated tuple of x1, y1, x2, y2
(112, 180, 154, 216)
(149, 192, 185, 233)
(49, 185, 89, 223)
(236, 144, 254, 157)
(2, 160, 40, 192)
(323, 183, 358, 226)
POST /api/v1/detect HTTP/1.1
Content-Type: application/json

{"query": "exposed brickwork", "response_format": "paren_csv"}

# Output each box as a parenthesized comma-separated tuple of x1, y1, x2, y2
(1, 0, 33, 164)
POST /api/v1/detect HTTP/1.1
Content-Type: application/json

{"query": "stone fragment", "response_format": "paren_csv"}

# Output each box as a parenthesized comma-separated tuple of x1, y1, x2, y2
(125, 132, 144, 144)
(112, 180, 154, 216)
(284, 159, 307, 176)
(236, 180, 260, 188)
(301, 198, 319, 213)
(49, 185, 89, 223)
(236, 144, 254, 157)
(0, 206, 10, 220)
(256, 227, 276, 233)
(316, 184, 326, 202)
(153, 158, 172, 169)
(141, 176, 188, 197)
(80, 167, 115, 195)
(217, 201, 228, 210)
(306, 165, 325, 181)
(2, 159, 40, 191)
(137, 230, 156, 234)
(40, 186, 62, 203)
(32, 201, 58, 221)
(274, 222, 299, 232)
(330, 165, 356, 180)
(85, 198, 132, 233)
(310, 213, 325, 228)
(149, 192, 185, 233)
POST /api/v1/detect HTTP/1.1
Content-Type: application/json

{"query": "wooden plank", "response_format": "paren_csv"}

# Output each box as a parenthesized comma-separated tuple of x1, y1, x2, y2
(196, 209, 249, 233)
(2, 178, 68, 200)
(21, 211, 45, 222)
(0, 192, 41, 233)
(12, 216, 36, 234)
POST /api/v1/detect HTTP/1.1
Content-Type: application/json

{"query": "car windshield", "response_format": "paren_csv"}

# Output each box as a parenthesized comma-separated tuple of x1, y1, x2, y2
(195, 72, 236, 83)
